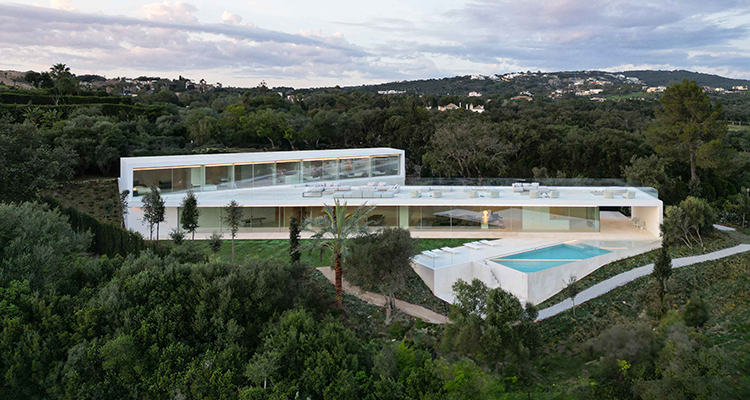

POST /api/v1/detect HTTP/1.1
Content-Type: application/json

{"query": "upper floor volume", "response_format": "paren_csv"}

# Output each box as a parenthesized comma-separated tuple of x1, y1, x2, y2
(120, 148, 405, 199)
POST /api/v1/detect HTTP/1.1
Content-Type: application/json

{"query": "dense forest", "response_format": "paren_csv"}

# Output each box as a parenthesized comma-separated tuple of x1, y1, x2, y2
(2, 65, 750, 207)
(2, 65, 750, 399)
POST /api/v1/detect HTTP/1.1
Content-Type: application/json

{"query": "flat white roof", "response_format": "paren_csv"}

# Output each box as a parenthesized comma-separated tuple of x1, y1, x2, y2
(132, 184, 661, 208)
(120, 148, 403, 170)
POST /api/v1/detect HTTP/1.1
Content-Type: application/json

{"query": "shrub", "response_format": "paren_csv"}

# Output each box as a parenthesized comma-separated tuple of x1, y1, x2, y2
(682, 296, 710, 328)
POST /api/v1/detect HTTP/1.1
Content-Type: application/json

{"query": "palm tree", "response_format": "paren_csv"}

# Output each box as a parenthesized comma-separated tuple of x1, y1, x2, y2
(49, 63, 71, 80)
(304, 200, 374, 308)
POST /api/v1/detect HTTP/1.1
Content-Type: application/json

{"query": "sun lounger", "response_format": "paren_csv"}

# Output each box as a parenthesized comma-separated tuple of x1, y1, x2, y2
(421, 250, 438, 258)
(440, 247, 458, 254)
(479, 240, 497, 246)
(464, 242, 482, 250)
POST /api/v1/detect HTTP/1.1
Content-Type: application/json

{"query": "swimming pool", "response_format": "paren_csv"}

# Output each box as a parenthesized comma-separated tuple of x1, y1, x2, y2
(490, 243, 611, 273)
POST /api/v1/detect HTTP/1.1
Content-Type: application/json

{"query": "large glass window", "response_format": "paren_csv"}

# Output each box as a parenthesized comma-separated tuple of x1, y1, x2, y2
(205, 166, 231, 190)
(253, 163, 275, 187)
(303, 160, 324, 182)
(132, 167, 200, 196)
(276, 161, 301, 185)
(372, 155, 399, 177)
(245, 207, 281, 231)
(482, 207, 512, 231)
(172, 167, 201, 193)
(234, 164, 254, 189)
(408, 207, 422, 229)
(133, 169, 171, 196)
(338, 157, 370, 180)
(367, 206, 398, 227)
(569, 207, 599, 232)
(322, 160, 338, 181)
(419, 206, 452, 230)
(519, 207, 599, 232)
(450, 206, 484, 230)
(197, 207, 223, 229)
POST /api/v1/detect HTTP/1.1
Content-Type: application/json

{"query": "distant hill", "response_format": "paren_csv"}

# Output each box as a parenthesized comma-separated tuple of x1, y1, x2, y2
(330, 70, 750, 97)
(622, 70, 750, 89)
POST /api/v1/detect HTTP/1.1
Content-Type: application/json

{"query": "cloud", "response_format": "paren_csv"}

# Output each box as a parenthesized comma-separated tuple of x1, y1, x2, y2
(221, 11, 242, 25)
(347, 0, 750, 78)
(0, 3, 396, 83)
(139, 1, 198, 24)
(48, 0, 76, 11)
(2, 0, 750, 85)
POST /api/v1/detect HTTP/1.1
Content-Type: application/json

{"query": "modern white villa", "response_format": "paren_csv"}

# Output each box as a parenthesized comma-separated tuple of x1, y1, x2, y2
(120, 147, 663, 304)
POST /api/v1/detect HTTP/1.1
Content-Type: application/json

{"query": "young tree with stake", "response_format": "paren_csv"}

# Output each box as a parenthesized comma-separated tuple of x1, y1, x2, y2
(223, 200, 242, 265)
(180, 190, 200, 240)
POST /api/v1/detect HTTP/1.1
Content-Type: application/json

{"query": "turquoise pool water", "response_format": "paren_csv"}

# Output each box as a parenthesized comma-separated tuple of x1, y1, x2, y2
(490, 243, 611, 273)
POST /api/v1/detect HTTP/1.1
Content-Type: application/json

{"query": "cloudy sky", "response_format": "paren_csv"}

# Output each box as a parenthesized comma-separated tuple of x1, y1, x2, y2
(1, 0, 749, 88)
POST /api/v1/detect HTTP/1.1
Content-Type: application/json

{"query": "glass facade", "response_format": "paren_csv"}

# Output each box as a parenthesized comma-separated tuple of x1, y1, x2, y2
(132, 154, 401, 197)
(188, 205, 599, 233)
(132, 166, 201, 197)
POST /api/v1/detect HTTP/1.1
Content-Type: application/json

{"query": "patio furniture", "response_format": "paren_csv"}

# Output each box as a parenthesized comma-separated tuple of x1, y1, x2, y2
(243, 217, 266, 227)
(624, 190, 636, 199)
(490, 190, 500, 198)
(467, 190, 477, 198)
(550, 190, 559, 198)
(464, 242, 482, 250)
(410, 190, 420, 198)
(421, 250, 438, 258)
(603, 190, 614, 199)
(529, 190, 539, 199)
(479, 240, 498, 246)
(380, 192, 395, 198)
(432, 190, 442, 198)
(440, 247, 458, 254)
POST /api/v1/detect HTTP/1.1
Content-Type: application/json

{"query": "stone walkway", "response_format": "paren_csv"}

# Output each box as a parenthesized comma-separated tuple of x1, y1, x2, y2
(537, 244, 750, 320)
(316, 267, 449, 324)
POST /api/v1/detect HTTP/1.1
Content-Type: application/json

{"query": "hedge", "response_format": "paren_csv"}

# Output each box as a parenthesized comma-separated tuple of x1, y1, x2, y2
(42, 197, 169, 258)
(0, 92, 133, 105)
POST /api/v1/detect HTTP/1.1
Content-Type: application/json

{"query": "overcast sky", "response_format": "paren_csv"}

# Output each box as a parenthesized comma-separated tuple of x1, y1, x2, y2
(1, 0, 749, 88)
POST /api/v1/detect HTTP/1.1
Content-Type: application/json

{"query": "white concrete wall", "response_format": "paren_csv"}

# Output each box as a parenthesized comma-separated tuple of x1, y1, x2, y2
(412, 261, 436, 292)
(434, 262, 476, 295)
(127, 206, 180, 239)
(632, 206, 662, 237)
(489, 262, 529, 300)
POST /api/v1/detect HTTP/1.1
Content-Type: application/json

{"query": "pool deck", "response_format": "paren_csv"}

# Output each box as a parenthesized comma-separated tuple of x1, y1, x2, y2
(412, 212, 661, 305)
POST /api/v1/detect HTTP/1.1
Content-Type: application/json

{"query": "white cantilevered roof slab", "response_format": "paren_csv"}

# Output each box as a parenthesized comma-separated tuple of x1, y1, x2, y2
(138, 185, 662, 208)
(121, 148, 404, 170)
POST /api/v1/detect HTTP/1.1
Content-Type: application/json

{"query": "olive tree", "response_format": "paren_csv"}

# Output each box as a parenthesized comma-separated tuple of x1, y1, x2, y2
(346, 228, 418, 324)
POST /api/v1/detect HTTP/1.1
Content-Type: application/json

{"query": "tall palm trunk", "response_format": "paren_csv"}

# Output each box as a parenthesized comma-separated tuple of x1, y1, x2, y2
(334, 252, 343, 308)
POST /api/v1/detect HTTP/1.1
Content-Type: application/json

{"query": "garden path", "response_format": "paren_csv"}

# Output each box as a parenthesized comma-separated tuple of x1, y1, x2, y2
(316, 267, 449, 324)
(537, 244, 750, 320)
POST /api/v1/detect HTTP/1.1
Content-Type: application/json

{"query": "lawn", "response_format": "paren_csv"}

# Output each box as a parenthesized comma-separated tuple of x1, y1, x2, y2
(166, 237, 484, 316)
(179, 237, 478, 268)
(537, 230, 738, 309)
